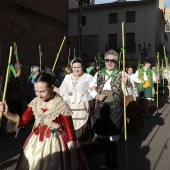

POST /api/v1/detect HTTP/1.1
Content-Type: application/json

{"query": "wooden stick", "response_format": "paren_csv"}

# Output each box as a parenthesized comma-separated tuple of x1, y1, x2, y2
(74, 49, 76, 59)
(14, 42, 17, 52)
(122, 22, 128, 170)
(162, 59, 164, 94)
(138, 60, 140, 69)
(98, 53, 100, 70)
(156, 52, 159, 109)
(67, 48, 71, 66)
(163, 46, 168, 72)
(52, 36, 66, 72)
(163, 46, 170, 97)
(13, 42, 20, 70)
(119, 52, 121, 69)
(94, 56, 98, 68)
(39, 45, 42, 72)
(0, 46, 13, 127)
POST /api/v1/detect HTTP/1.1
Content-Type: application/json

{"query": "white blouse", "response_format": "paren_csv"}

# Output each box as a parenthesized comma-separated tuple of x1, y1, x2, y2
(59, 73, 93, 104)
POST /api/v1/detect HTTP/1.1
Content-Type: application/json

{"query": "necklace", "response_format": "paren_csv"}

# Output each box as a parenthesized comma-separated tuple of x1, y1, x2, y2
(36, 98, 57, 126)
(73, 73, 84, 80)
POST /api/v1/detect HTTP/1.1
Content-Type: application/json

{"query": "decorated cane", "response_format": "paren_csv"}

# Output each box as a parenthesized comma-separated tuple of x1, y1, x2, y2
(13, 42, 20, 71)
(74, 49, 76, 59)
(0, 46, 13, 127)
(98, 53, 100, 70)
(52, 36, 66, 72)
(94, 56, 98, 69)
(122, 22, 128, 170)
(39, 45, 43, 72)
(67, 48, 71, 66)
(138, 60, 141, 69)
(163, 46, 170, 97)
(162, 59, 164, 94)
(156, 52, 159, 109)
(119, 52, 121, 69)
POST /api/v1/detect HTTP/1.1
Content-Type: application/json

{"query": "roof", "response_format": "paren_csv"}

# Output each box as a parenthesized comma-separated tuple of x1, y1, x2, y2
(69, 0, 157, 11)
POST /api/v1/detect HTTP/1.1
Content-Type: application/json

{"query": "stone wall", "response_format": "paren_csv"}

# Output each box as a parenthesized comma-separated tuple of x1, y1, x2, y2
(0, 0, 68, 76)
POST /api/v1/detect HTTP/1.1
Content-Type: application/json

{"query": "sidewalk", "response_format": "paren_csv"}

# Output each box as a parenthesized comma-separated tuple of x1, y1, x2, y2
(87, 94, 170, 170)
(0, 93, 170, 170)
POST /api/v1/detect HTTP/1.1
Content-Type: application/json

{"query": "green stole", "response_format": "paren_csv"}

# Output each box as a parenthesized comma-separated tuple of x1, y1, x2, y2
(100, 67, 119, 82)
(138, 67, 153, 90)
(86, 66, 94, 74)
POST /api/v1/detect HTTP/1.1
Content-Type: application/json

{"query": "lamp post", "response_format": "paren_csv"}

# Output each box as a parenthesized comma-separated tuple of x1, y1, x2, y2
(138, 42, 151, 58)
(77, 0, 90, 55)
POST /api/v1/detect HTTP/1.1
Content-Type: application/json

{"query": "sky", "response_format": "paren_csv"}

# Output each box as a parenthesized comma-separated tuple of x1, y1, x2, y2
(95, 0, 170, 8)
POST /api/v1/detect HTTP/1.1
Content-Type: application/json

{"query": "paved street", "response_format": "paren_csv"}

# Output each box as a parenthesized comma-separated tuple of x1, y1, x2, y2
(87, 92, 170, 170)
(0, 92, 170, 170)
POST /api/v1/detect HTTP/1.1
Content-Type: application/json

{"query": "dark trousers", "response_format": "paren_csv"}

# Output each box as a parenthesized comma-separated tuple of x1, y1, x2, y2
(100, 139, 118, 169)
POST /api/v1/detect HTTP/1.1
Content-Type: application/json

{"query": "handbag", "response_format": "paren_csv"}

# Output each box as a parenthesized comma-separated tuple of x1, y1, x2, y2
(143, 80, 150, 88)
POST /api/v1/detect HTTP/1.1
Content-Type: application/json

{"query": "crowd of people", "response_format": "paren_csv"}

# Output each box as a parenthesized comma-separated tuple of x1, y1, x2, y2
(0, 49, 168, 170)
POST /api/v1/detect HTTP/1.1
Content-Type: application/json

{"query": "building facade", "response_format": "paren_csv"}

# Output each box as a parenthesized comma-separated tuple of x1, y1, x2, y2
(68, 0, 169, 66)
(165, 8, 170, 56)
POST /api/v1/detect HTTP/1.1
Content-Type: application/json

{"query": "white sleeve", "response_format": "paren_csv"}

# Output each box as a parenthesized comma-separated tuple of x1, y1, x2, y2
(59, 75, 69, 97)
(89, 72, 98, 98)
(152, 70, 157, 82)
(130, 71, 142, 84)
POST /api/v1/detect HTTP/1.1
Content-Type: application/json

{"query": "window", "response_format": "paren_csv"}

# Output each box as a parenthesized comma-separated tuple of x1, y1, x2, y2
(82, 16, 86, 26)
(108, 34, 117, 50)
(165, 23, 170, 32)
(109, 13, 117, 24)
(126, 11, 135, 22)
(126, 33, 136, 51)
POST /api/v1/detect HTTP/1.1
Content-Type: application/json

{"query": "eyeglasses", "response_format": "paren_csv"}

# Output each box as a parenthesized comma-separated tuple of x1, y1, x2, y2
(105, 59, 116, 63)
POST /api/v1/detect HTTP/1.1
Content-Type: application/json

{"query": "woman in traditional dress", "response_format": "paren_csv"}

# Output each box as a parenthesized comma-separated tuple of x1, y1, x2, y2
(54, 58, 94, 140)
(125, 66, 144, 130)
(27, 66, 40, 103)
(0, 70, 89, 170)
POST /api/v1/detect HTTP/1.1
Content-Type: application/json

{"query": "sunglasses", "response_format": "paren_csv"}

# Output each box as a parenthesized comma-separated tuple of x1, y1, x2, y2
(105, 59, 116, 63)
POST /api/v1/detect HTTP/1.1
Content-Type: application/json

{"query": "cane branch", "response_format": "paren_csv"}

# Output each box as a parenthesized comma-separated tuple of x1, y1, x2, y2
(156, 52, 159, 109)
(39, 45, 43, 72)
(0, 46, 13, 127)
(13, 42, 20, 71)
(163, 46, 170, 97)
(67, 48, 71, 66)
(52, 36, 66, 72)
(119, 52, 121, 69)
(162, 59, 164, 94)
(122, 22, 128, 170)
(98, 53, 100, 70)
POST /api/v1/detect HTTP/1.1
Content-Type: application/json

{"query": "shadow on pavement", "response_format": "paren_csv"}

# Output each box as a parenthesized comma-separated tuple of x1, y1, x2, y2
(117, 93, 166, 170)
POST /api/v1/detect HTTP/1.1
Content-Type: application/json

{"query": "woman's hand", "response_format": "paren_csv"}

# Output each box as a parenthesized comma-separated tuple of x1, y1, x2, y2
(0, 101, 9, 116)
(122, 75, 128, 84)
(96, 93, 107, 102)
(140, 80, 145, 85)
(0, 101, 19, 125)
